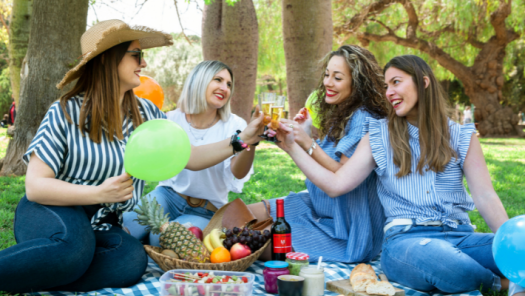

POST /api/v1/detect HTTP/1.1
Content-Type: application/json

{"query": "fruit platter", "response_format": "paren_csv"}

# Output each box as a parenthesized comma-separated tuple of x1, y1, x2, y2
(160, 269, 256, 296)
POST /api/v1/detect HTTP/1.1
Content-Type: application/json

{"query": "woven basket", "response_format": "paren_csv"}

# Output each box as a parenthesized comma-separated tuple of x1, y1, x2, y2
(145, 198, 272, 272)
(145, 239, 270, 272)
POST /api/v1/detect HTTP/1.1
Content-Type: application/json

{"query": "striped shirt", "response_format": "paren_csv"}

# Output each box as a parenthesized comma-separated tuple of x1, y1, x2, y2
(23, 94, 166, 231)
(363, 117, 476, 228)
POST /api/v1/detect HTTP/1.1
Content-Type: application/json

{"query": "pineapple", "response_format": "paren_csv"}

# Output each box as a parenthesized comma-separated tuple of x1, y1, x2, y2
(134, 196, 210, 263)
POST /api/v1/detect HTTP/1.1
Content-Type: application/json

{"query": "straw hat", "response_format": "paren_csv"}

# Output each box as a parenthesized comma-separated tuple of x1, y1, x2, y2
(57, 19, 173, 89)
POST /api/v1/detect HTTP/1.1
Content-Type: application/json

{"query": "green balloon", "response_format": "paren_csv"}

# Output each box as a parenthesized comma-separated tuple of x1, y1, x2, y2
(125, 119, 191, 182)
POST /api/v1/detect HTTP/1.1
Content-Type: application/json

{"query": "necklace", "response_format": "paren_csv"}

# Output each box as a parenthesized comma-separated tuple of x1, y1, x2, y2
(188, 113, 218, 141)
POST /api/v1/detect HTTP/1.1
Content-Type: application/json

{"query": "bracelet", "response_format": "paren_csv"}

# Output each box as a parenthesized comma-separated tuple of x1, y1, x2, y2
(250, 142, 260, 147)
(307, 140, 317, 156)
(230, 130, 250, 155)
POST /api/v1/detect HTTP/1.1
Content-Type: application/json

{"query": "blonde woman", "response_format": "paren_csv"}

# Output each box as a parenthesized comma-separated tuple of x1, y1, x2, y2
(124, 60, 260, 247)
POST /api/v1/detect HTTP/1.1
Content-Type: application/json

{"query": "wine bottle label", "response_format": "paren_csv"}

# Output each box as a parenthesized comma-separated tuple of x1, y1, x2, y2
(272, 233, 292, 253)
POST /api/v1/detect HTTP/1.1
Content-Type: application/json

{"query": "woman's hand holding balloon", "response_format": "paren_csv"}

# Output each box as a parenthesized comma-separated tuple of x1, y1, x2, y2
(96, 172, 134, 203)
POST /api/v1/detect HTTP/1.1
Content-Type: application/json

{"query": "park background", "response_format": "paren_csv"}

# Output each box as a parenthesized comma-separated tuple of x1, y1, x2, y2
(0, 0, 524, 294)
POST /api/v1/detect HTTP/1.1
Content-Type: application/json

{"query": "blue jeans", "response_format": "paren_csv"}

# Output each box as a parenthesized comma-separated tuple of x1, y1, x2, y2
(0, 196, 147, 293)
(381, 222, 503, 294)
(123, 186, 214, 247)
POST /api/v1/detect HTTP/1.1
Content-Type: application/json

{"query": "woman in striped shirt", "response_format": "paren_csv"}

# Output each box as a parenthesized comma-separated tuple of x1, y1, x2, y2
(274, 55, 523, 296)
(249, 45, 388, 263)
(0, 21, 263, 293)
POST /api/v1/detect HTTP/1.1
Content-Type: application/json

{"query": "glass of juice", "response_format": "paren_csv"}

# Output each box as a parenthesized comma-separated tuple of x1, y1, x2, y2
(258, 93, 276, 140)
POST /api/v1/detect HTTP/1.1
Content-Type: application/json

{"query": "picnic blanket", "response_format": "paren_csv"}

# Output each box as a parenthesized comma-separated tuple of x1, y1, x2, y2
(31, 260, 483, 296)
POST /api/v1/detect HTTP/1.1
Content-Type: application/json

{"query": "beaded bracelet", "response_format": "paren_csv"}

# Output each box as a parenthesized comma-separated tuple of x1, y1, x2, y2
(230, 130, 250, 155)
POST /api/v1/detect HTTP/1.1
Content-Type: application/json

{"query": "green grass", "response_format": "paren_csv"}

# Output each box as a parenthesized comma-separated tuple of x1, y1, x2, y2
(0, 135, 523, 295)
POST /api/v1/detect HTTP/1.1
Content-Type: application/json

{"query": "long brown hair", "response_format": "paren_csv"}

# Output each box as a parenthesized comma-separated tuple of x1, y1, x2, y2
(314, 45, 388, 144)
(384, 55, 456, 177)
(59, 41, 144, 143)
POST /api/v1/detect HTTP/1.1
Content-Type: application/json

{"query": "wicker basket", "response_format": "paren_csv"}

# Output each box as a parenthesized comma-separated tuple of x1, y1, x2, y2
(145, 239, 270, 272)
(145, 198, 272, 272)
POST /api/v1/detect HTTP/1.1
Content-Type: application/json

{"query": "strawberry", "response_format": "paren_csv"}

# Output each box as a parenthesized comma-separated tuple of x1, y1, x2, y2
(241, 276, 248, 283)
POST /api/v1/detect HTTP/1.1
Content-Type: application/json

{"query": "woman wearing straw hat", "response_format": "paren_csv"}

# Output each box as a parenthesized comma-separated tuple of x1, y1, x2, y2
(0, 20, 263, 293)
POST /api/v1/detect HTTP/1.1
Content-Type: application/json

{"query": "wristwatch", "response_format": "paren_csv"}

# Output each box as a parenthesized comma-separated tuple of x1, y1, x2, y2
(307, 140, 317, 156)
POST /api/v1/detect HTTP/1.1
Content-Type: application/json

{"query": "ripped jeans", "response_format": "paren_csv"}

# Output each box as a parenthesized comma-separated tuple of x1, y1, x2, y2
(380, 222, 503, 294)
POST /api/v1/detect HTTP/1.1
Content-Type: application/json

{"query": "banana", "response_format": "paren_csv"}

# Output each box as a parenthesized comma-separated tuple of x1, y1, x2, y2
(210, 228, 225, 250)
(203, 234, 214, 253)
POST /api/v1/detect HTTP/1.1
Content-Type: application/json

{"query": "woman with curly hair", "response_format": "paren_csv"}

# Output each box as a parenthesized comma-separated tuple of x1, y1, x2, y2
(249, 45, 389, 263)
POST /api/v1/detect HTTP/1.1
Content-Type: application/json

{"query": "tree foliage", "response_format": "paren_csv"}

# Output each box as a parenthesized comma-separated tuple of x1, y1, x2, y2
(334, 0, 524, 79)
(254, 0, 286, 94)
(333, 0, 523, 136)
(143, 34, 202, 111)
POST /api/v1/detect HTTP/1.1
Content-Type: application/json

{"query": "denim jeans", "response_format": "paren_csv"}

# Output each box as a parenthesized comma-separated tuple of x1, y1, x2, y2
(0, 196, 148, 293)
(123, 186, 214, 247)
(381, 222, 503, 294)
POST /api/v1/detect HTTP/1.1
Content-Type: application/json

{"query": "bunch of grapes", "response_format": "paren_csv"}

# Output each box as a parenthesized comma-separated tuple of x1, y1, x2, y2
(223, 227, 271, 252)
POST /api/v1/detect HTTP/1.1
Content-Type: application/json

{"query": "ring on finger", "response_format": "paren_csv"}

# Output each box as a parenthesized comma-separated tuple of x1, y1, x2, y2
(288, 124, 294, 129)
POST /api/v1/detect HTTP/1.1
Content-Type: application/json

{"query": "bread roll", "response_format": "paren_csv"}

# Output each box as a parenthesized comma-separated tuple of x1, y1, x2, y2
(366, 280, 396, 296)
(350, 272, 377, 292)
(350, 263, 376, 278)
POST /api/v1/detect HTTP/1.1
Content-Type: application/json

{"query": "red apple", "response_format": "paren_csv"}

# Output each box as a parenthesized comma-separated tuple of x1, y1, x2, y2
(188, 226, 203, 241)
(230, 243, 252, 260)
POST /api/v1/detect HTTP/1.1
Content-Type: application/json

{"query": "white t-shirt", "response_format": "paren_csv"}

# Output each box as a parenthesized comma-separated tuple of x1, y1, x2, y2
(158, 109, 254, 209)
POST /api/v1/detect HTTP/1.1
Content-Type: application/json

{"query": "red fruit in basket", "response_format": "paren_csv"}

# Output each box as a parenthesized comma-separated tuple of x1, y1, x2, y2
(230, 243, 252, 260)
(242, 276, 248, 283)
(188, 226, 203, 241)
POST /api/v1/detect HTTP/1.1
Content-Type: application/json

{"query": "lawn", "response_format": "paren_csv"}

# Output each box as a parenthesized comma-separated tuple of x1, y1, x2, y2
(0, 127, 524, 295)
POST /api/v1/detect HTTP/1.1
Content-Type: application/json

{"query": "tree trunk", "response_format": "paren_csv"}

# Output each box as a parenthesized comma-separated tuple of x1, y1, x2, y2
(281, 0, 332, 117)
(0, 0, 88, 176)
(8, 0, 32, 106)
(461, 45, 523, 137)
(202, 0, 258, 122)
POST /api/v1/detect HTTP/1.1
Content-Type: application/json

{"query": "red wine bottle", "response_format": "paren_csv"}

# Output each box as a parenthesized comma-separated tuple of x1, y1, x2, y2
(271, 199, 292, 261)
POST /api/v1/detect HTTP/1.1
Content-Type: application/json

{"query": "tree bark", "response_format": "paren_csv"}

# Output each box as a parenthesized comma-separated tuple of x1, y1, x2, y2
(281, 0, 333, 117)
(202, 0, 258, 122)
(8, 0, 32, 106)
(0, 0, 88, 176)
(336, 0, 522, 137)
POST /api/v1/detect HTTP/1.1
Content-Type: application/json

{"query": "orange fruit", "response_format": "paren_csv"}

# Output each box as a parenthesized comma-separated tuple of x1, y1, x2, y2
(210, 247, 231, 263)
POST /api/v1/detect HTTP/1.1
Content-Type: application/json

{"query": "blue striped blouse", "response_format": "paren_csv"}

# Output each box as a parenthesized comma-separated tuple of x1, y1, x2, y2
(363, 117, 476, 228)
(22, 94, 166, 231)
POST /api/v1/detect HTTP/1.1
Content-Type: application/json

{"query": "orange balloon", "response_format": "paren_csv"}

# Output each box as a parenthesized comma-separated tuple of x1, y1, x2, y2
(133, 75, 164, 109)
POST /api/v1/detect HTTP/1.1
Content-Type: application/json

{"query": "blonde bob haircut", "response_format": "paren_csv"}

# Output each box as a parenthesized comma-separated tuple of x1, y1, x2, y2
(178, 60, 234, 121)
